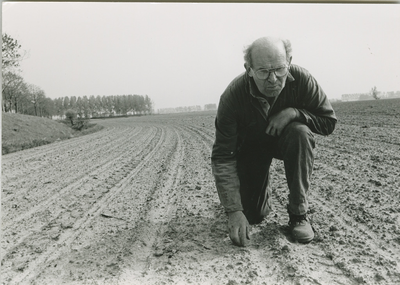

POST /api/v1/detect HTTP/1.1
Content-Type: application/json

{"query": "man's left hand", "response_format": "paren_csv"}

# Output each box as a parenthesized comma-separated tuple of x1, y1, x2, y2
(265, 108, 297, 137)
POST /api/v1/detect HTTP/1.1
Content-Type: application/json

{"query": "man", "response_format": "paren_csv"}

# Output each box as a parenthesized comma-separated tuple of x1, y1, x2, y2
(211, 37, 337, 246)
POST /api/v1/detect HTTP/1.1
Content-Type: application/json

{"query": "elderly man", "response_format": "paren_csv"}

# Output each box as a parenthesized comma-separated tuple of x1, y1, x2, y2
(211, 37, 337, 246)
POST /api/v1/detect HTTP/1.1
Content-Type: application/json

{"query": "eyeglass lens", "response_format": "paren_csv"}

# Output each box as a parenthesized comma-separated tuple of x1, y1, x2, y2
(256, 67, 287, 80)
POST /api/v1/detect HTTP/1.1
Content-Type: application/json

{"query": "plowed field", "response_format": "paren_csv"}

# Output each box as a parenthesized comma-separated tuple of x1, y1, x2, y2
(2, 99, 400, 285)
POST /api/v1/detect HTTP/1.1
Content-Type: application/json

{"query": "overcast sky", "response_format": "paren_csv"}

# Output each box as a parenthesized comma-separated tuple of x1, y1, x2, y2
(2, 2, 400, 110)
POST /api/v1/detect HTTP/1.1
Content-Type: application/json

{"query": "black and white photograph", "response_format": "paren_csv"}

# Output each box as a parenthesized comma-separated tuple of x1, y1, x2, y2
(2, 2, 400, 284)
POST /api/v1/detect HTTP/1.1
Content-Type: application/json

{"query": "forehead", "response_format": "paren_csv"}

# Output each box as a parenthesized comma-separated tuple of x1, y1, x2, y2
(251, 43, 287, 69)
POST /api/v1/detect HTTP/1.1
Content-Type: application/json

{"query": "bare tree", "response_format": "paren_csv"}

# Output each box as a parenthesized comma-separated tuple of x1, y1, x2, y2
(28, 84, 46, 116)
(2, 71, 25, 112)
(2, 33, 26, 72)
(144, 95, 153, 114)
(2, 34, 26, 112)
(371, 86, 379, 100)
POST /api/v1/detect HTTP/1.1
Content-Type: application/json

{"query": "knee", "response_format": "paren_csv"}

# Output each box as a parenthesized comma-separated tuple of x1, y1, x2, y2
(281, 122, 315, 148)
(284, 121, 312, 137)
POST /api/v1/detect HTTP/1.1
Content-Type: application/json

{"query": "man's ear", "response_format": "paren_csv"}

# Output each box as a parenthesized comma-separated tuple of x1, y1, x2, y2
(244, 63, 252, 76)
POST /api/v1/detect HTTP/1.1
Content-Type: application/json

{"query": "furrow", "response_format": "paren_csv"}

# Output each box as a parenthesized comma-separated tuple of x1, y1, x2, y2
(1, 126, 160, 260)
(118, 125, 185, 278)
(1, 126, 157, 229)
(7, 126, 167, 284)
(1, 126, 144, 188)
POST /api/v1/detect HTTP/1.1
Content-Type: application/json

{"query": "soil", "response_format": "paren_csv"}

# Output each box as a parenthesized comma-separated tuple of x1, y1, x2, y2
(1, 102, 400, 285)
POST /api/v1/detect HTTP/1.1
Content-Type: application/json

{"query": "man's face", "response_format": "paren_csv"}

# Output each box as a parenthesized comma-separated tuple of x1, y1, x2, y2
(248, 43, 289, 98)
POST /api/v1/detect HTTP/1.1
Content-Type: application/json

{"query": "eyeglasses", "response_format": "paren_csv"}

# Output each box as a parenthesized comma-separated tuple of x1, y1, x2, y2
(251, 64, 289, 80)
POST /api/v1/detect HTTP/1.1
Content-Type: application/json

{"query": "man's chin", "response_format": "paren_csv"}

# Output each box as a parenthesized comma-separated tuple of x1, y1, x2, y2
(263, 89, 281, 97)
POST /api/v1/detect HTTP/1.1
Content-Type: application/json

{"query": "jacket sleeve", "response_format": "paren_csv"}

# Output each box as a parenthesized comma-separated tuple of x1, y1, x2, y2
(295, 74, 337, 135)
(211, 98, 243, 213)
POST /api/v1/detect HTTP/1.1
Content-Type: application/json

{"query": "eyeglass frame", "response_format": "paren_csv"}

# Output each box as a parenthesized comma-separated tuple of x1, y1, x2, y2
(250, 63, 291, 81)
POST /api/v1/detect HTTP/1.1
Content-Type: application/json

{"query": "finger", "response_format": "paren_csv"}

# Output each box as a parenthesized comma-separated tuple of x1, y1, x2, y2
(276, 127, 282, 137)
(265, 125, 272, 135)
(266, 126, 275, 136)
(271, 127, 277, 137)
(239, 226, 247, 247)
(246, 225, 250, 240)
(229, 227, 241, 246)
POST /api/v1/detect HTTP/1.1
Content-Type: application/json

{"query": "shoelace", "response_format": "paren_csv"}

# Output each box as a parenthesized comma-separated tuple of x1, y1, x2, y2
(289, 214, 308, 225)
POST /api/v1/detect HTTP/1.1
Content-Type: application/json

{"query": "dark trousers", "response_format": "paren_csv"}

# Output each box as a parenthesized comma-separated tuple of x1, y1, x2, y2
(237, 122, 315, 224)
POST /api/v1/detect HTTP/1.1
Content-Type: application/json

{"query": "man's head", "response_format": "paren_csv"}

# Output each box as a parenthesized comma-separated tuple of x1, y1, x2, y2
(244, 37, 292, 97)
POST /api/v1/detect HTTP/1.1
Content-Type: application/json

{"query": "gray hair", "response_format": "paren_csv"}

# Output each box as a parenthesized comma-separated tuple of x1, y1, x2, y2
(243, 38, 292, 68)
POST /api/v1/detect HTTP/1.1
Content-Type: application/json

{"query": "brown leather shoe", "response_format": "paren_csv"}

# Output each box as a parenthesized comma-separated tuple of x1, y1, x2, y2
(288, 211, 314, 243)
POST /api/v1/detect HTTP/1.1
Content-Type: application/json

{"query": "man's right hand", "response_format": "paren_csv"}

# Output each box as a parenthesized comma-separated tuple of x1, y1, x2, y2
(227, 211, 250, 247)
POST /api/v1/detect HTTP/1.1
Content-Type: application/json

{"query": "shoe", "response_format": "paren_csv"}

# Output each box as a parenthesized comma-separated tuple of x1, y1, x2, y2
(288, 209, 314, 243)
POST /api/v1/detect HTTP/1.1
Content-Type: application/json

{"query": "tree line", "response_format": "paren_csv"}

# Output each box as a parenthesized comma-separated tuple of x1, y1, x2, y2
(2, 33, 153, 119)
(53, 94, 153, 118)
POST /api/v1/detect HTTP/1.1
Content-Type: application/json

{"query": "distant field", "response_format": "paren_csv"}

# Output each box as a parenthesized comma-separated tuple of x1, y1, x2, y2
(332, 98, 400, 128)
(1, 100, 400, 285)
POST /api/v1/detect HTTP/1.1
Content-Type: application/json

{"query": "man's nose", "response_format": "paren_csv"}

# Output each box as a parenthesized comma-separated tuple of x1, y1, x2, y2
(267, 71, 277, 83)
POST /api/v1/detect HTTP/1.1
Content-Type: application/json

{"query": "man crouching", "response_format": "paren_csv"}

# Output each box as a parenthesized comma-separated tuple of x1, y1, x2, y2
(211, 36, 337, 246)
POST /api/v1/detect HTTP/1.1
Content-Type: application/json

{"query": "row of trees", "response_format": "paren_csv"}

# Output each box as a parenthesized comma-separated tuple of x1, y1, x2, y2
(2, 33, 153, 119)
(3, 78, 153, 117)
(53, 94, 153, 118)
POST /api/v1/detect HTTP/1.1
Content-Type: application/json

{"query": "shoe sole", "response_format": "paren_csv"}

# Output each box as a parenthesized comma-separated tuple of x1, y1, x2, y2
(294, 233, 314, 243)
(296, 237, 314, 243)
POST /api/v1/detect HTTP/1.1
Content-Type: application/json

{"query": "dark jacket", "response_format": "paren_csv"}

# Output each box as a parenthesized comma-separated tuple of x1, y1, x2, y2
(211, 64, 337, 213)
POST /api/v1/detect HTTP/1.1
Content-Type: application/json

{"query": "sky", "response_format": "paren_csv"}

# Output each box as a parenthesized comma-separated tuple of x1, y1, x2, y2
(2, 2, 400, 110)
